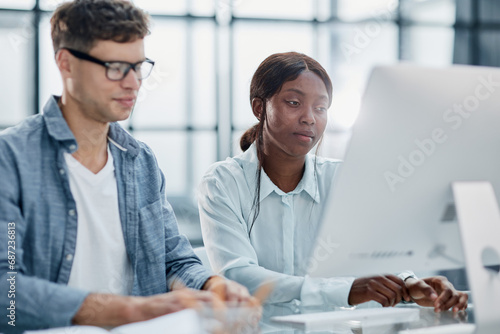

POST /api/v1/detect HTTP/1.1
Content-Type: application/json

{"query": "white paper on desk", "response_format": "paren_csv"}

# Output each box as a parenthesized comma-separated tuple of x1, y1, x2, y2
(112, 309, 202, 334)
(24, 309, 203, 334)
(271, 307, 420, 331)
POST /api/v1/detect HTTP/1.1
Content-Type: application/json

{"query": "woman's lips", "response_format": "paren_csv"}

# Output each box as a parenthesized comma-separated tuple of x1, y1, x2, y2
(294, 132, 315, 142)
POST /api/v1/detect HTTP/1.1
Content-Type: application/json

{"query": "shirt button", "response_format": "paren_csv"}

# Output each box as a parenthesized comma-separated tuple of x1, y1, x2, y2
(68, 209, 76, 216)
(69, 144, 76, 151)
(59, 169, 65, 175)
(65, 254, 73, 261)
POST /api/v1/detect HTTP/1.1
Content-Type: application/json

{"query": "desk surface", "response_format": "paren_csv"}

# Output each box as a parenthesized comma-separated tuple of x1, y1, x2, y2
(258, 303, 473, 334)
(22, 303, 473, 334)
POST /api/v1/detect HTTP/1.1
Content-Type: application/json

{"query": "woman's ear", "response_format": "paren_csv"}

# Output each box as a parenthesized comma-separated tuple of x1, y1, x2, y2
(251, 98, 264, 121)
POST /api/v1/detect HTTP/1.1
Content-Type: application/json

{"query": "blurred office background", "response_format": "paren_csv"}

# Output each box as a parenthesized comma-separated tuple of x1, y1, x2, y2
(0, 1, 497, 287)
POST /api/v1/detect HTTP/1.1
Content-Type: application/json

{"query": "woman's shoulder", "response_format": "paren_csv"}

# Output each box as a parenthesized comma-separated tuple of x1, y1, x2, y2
(199, 153, 257, 203)
(305, 155, 343, 186)
(203, 157, 244, 180)
(309, 154, 342, 170)
(204, 149, 257, 179)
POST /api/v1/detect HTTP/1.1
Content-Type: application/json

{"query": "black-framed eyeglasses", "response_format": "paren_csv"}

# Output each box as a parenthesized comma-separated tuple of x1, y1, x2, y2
(62, 48, 155, 81)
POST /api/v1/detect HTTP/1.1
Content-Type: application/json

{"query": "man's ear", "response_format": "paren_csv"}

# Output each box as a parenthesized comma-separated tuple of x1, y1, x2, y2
(251, 98, 264, 121)
(55, 49, 72, 78)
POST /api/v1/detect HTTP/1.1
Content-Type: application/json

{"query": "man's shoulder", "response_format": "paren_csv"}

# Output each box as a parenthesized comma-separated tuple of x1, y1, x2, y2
(0, 114, 45, 149)
(133, 139, 160, 167)
(109, 123, 156, 158)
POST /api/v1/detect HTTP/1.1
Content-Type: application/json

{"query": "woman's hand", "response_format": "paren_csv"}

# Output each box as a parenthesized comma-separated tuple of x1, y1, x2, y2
(405, 276, 468, 312)
(348, 275, 411, 306)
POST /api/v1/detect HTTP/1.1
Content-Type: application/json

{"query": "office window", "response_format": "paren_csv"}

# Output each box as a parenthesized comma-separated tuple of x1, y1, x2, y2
(401, 27, 455, 66)
(232, 0, 315, 20)
(478, 0, 500, 23)
(192, 131, 217, 194)
(317, 0, 333, 22)
(133, 131, 217, 198)
(329, 22, 398, 76)
(231, 131, 245, 156)
(133, 0, 187, 16)
(39, 14, 61, 109)
(133, 19, 188, 129)
(191, 20, 217, 128)
(0, 11, 34, 126)
(40, 0, 69, 11)
(232, 21, 315, 130)
(134, 131, 188, 196)
(326, 23, 397, 136)
(400, 0, 457, 24)
(478, 30, 500, 66)
(336, 0, 397, 21)
(2, 0, 500, 244)
(456, 0, 473, 23)
(190, 0, 215, 17)
(0, 0, 34, 10)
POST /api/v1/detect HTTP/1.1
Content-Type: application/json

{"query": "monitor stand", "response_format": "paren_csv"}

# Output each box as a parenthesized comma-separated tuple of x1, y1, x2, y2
(453, 182, 500, 334)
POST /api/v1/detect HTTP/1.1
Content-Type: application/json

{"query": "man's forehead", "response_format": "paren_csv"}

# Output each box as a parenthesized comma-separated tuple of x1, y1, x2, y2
(89, 38, 145, 60)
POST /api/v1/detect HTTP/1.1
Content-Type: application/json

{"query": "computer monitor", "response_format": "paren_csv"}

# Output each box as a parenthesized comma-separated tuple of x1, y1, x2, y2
(308, 64, 500, 279)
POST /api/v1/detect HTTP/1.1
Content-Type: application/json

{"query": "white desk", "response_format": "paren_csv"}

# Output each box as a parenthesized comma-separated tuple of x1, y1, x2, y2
(260, 303, 474, 334)
(20, 303, 474, 334)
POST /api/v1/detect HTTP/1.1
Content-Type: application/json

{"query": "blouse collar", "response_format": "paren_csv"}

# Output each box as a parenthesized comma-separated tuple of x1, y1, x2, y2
(237, 143, 321, 203)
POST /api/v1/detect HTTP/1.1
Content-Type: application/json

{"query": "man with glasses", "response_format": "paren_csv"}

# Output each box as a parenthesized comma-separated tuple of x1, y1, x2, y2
(0, 0, 254, 331)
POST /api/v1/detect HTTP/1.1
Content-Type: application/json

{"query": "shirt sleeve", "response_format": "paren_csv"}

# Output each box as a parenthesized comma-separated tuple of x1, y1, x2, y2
(0, 142, 89, 330)
(197, 171, 354, 307)
(397, 270, 417, 281)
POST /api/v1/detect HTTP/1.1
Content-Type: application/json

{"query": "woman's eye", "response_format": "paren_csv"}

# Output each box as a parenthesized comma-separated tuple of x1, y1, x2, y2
(287, 100, 299, 106)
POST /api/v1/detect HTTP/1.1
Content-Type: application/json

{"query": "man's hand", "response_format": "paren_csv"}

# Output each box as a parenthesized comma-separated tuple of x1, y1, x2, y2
(133, 289, 218, 320)
(202, 276, 259, 307)
(200, 276, 264, 334)
(405, 276, 468, 312)
(348, 275, 411, 306)
(73, 289, 216, 327)
(73, 278, 262, 328)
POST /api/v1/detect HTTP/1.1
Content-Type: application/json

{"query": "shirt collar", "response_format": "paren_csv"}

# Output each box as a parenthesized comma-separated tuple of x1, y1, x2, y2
(42, 95, 140, 157)
(43, 96, 77, 152)
(238, 143, 320, 203)
(298, 153, 321, 203)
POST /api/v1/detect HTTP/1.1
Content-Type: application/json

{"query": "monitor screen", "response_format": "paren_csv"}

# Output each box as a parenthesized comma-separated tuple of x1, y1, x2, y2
(308, 64, 500, 278)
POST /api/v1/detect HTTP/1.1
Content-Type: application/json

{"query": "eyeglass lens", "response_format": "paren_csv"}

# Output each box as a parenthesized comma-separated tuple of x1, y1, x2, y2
(106, 61, 154, 81)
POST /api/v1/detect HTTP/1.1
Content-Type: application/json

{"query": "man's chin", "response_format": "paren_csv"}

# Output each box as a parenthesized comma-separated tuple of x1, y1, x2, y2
(110, 107, 133, 122)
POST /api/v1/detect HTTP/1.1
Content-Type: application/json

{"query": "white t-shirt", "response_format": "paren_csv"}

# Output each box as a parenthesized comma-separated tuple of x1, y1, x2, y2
(66, 145, 133, 295)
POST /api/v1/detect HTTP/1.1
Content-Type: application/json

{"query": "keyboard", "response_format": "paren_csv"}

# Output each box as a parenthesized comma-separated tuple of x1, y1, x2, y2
(271, 307, 420, 331)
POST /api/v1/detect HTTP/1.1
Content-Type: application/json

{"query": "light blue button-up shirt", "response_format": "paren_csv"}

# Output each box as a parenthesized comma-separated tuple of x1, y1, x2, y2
(0, 96, 211, 332)
(198, 144, 356, 307)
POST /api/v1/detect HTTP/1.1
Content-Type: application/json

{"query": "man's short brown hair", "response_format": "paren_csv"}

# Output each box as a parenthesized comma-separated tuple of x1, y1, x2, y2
(51, 0, 150, 53)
